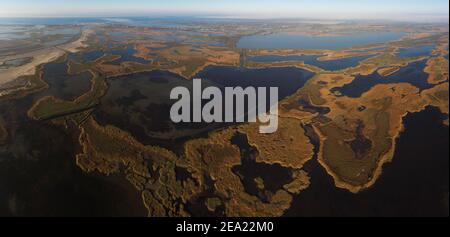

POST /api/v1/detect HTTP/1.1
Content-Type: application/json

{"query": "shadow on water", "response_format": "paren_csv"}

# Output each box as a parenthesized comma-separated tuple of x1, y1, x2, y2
(285, 106, 449, 217)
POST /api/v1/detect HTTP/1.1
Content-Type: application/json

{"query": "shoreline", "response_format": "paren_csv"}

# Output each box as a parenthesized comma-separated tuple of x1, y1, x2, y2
(0, 29, 92, 87)
(314, 106, 429, 193)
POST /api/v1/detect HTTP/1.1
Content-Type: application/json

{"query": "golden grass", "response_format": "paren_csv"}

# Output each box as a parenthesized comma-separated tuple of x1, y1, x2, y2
(424, 57, 449, 84)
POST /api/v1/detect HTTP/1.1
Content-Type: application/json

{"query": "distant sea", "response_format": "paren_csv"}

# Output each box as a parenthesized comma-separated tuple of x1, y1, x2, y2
(0, 17, 104, 25)
(0, 17, 198, 26)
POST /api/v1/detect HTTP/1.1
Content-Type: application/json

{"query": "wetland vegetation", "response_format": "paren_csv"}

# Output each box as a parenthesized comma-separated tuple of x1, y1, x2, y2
(0, 18, 448, 217)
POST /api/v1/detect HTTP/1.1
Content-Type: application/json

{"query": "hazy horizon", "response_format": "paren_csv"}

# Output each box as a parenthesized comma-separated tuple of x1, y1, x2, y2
(1, 0, 449, 23)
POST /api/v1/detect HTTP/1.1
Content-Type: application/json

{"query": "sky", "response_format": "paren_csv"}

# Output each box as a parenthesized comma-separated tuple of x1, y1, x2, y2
(0, 0, 449, 22)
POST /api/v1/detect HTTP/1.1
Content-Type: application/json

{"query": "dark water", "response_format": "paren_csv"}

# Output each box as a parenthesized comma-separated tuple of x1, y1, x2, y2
(0, 121, 147, 217)
(94, 66, 314, 215)
(198, 66, 315, 122)
(397, 45, 435, 58)
(185, 175, 226, 217)
(331, 60, 433, 98)
(3, 58, 446, 216)
(95, 66, 314, 148)
(296, 95, 330, 115)
(82, 50, 104, 62)
(0, 56, 147, 217)
(109, 45, 151, 65)
(231, 132, 293, 203)
(196, 66, 314, 99)
(41, 61, 92, 101)
(285, 106, 449, 217)
(351, 47, 386, 53)
(185, 131, 296, 216)
(94, 70, 223, 149)
(237, 32, 407, 50)
(248, 54, 374, 71)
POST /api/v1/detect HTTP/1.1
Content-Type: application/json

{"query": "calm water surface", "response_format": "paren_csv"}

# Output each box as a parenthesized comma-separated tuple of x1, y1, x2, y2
(396, 45, 435, 58)
(248, 54, 374, 71)
(238, 32, 407, 49)
(331, 60, 433, 98)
